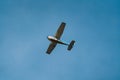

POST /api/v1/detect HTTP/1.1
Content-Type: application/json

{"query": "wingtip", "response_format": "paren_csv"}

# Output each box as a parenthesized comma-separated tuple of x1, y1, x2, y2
(62, 22, 66, 24)
(46, 52, 51, 54)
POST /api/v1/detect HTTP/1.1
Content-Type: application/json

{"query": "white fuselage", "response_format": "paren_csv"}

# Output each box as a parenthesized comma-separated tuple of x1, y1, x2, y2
(47, 36, 68, 45)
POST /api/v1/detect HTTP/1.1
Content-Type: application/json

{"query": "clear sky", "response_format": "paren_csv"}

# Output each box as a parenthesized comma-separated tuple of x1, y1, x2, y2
(0, 0, 120, 80)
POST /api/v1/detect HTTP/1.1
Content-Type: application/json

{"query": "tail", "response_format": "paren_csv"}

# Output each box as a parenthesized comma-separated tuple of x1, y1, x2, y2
(67, 40, 75, 51)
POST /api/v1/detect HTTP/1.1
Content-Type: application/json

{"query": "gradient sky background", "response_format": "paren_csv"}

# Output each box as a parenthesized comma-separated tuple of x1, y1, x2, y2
(0, 0, 120, 80)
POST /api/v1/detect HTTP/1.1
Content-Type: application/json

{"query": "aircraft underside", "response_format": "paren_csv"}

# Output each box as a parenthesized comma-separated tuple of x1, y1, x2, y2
(46, 22, 75, 54)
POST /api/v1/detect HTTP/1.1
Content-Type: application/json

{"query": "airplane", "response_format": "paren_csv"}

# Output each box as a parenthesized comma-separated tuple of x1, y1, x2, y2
(46, 22, 75, 54)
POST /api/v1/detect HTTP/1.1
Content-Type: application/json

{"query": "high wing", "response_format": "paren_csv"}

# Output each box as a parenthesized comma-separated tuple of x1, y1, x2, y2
(46, 42, 57, 54)
(54, 22, 66, 39)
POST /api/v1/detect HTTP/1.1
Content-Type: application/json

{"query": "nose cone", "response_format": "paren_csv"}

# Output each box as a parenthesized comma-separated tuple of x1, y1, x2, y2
(47, 36, 49, 40)
(47, 36, 52, 40)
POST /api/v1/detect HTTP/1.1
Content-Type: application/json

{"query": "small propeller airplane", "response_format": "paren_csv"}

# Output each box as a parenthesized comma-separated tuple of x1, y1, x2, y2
(46, 22, 75, 54)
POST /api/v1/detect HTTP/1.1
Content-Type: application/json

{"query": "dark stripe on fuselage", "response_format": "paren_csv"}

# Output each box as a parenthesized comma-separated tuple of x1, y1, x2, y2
(49, 39, 68, 45)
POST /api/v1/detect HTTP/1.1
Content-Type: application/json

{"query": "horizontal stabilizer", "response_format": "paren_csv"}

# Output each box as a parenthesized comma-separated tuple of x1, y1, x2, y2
(67, 40, 75, 51)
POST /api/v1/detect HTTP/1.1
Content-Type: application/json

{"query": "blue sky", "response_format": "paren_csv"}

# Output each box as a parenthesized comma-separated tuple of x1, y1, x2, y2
(0, 0, 120, 80)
